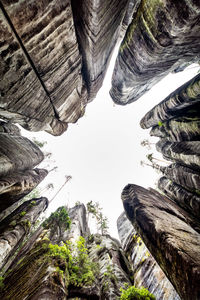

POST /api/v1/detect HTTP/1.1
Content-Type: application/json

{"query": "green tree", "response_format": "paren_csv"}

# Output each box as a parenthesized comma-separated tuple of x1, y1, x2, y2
(43, 206, 71, 238)
(86, 201, 109, 235)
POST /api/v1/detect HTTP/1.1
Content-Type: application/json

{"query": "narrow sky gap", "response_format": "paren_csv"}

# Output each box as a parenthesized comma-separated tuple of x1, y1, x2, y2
(21, 46, 199, 238)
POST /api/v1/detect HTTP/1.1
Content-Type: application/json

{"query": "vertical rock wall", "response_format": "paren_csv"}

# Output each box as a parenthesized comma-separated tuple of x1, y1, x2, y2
(117, 212, 181, 300)
(121, 73, 200, 300)
(0, 123, 47, 213)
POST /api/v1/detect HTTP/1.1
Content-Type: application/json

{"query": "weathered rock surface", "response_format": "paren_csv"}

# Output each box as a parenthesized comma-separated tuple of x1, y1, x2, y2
(88, 233, 131, 300)
(65, 204, 90, 241)
(0, 132, 44, 176)
(0, 197, 48, 270)
(0, 168, 48, 213)
(158, 163, 200, 193)
(0, 0, 87, 135)
(156, 139, 200, 169)
(122, 184, 200, 300)
(150, 118, 200, 142)
(158, 176, 200, 218)
(0, 0, 133, 135)
(140, 73, 200, 129)
(117, 212, 180, 300)
(110, 1, 200, 104)
(71, 0, 129, 100)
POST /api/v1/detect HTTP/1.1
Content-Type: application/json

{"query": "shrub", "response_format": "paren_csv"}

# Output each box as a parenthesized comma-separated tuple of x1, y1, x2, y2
(43, 206, 71, 232)
(120, 285, 156, 300)
(47, 237, 97, 287)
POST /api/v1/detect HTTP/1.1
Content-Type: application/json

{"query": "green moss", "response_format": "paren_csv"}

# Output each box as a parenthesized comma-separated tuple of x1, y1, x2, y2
(158, 121, 163, 127)
(20, 211, 26, 217)
(120, 0, 164, 52)
(120, 285, 156, 300)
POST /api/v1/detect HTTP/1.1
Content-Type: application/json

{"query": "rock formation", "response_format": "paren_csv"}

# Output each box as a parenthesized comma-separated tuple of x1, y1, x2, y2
(110, 0, 200, 104)
(121, 62, 200, 300)
(71, 0, 129, 100)
(0, 197, 48, 271)
(0, 123, 47, 213)
(0, 1, 200, 299)
(122, 184, 200, 300)
(0, 0, 130, 135)
(117, 212, 181, 300)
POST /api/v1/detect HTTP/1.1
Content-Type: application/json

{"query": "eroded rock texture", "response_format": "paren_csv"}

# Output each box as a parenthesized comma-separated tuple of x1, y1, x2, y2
(0, 197, 48, 270)
(117, 212, 181, 300)
(71, 0, 129, 100)
(110, 0, 200, 104)
(0, 132, 44, 177)
(0, 0, 131, 134)
(0, 0, 88, 135)
(140, 73, 200, 130)
(121, 61, 200, 299)
(122, 184, 200, 300)
(0, 122, 48, 221)
(0, 168, 48, 213)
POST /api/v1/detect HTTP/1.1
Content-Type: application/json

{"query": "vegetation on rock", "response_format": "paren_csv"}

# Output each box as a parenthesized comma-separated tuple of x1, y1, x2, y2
(120, 285, 156, 300)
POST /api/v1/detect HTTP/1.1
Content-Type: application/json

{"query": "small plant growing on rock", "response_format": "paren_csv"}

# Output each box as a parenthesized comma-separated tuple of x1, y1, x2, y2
(119, 285, 156, 300)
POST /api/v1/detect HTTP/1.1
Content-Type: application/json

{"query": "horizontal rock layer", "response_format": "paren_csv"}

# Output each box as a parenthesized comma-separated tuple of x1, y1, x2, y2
(0, 168, 48, 213)
(140, 73, 200, 129)
(0, 132, 44, 177)
(110, 0, 200, 104)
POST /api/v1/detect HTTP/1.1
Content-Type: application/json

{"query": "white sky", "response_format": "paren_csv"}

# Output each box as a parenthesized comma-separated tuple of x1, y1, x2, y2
(21, 47, 198, 239)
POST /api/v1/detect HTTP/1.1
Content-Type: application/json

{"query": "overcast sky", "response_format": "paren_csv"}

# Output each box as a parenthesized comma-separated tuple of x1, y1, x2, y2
(22, 47, 198, 239)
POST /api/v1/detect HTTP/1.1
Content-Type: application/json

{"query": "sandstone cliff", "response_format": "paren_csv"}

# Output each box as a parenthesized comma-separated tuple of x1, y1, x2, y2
(110, 0, 200, 104)
(117, 212, 181, 300)
(121, 66, 200, 300)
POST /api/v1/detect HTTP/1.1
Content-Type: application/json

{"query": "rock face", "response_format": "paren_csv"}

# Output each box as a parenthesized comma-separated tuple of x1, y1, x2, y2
(110, 0, 200, 104)
(0, 123, 47, 213)
(122, 184, 200, 300)
(0, 203, 133, 300)
(121, 61, 200, 300)
(117, 212, 180, 300)
(71, 0, 129, 100)
(0, 197, 48, 270)
(0, 168, 48, 213)
(0, 0, 86, 135)
(0, 0, 130, 134)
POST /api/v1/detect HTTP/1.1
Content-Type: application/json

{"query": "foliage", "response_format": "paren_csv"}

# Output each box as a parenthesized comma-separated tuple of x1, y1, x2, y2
(103, 265, 117, 283)
(43, 206, 71, 232)
(20, 211, 26, 217)
(119, 285, 156, 300)
(158, 121, 163, 127)
(48, 237, 97, 287)
(86, 200, 109, 235)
